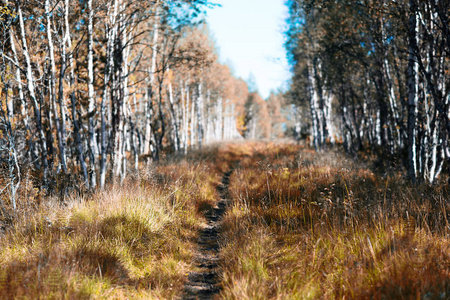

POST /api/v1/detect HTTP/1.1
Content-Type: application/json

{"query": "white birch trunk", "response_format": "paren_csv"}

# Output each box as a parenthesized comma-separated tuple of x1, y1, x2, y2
(169, 81, 180, 152)
(324, 91, 335, 144)
(10, 29, 36, 165)
(307, 58, 320, 150)
(184, 82, 190, 153)
(190, 87, 196, 147)
(112, 0, 126, 180)
(100, 0, 118, 188)
(216, 97, 223, 141)
(196, 82, 204, 148)
(180, 80, 187, 152)
(64, 0, 89, 188)
(375, 108, 381, 146)
(87, 0, 97, 187)
(17, 4, 49, 183)
(118, 19, 132, 181)
(131, 95, 139, 170)
(143, 80, 153, 156)
(57, 5, 68, 175)
(380, 12, 401, 149)
(407, 0, 419, 182)
(46, 0, 67, 173)
(144, 13, 159, 155)
(428, 124, 439, 183)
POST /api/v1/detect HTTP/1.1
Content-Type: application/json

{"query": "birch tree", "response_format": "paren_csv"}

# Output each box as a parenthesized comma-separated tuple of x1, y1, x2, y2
(16, 2, 49, 184)
(285, 0, 450, 183)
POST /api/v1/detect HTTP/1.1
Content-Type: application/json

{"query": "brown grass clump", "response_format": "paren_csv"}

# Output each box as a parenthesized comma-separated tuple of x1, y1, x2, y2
(218, 141, 450, 299)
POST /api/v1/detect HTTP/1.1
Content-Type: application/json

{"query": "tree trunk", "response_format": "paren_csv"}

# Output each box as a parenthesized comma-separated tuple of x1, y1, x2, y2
(196, 82, 204, 148)
(307, 57, 320, 150)
(167, 73, 180, 152)
(190, 85, 196, 147)
(17, 3, 49, 184)
(117, 15, 132, 181)
(46, 0, 67, 173)
(184, 82, 190, 152)
(87, 0, 97, 188)
(407, 0, 419, 183)
(216, 97, 223, 141)
(100, 0, 119, 188)
(65, 0, 89, 188)
(10, 28, 37, 168)
(144, 13, 159, 156)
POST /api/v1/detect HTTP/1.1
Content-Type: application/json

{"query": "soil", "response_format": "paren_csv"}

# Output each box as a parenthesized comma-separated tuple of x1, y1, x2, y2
(182, 168, 234, 300)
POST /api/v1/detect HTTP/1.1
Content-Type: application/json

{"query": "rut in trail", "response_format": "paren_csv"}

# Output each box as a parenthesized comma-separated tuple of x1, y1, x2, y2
(182, 168, 234, 300)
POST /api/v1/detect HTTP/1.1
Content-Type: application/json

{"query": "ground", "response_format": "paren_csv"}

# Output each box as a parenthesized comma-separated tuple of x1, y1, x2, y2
(0, 141, 449, 299)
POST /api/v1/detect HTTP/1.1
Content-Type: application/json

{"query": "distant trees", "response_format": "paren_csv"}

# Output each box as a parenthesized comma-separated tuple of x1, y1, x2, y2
(241, 92, 270, 139)
(0, 0, 256, 210)
(267, 92, 288, 139)
(285, 0, 450, 183)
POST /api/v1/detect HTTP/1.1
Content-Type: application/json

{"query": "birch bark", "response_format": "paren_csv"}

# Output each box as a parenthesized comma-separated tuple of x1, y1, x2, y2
(184, 82, 190, 152)
(307, 57, 320, 150)
(100, 0, 118, 188)
(144, 12, 159, 156)
(64, 0, 89, 188)
(17, 3, 49, 184)
(10, 29, 37, 167)
(167, 73, 180, 152)
(87, 0, 97, 187)
(407, 0, 419, 182)
(45, 0, 67, 173)
(196, 82, 204, 148)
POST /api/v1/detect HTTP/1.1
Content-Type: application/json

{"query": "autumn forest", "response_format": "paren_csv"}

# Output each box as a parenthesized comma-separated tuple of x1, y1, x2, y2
(0, 0, 449, 299)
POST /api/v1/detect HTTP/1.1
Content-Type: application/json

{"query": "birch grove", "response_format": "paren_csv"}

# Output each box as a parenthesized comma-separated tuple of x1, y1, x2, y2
(0, 0, 255, 203)
(285, 0, 450, 184)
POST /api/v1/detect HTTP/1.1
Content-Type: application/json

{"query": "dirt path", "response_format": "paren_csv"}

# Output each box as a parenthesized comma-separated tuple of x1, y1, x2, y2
(182, 168, 234, 300)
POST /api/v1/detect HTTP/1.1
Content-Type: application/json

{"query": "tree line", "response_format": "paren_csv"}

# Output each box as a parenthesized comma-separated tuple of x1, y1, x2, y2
(285, 0, 450, 184)
(0, 0, 279, 212)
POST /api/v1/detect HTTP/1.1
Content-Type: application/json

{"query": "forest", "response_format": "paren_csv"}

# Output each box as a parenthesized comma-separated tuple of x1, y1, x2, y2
(0, 0, 280, 202)
(285, 0, 450, 184)
(0, 0, 449, 299)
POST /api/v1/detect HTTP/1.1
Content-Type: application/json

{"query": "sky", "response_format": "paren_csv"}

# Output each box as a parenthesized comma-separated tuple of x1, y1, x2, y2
(205, 0, 291, 99)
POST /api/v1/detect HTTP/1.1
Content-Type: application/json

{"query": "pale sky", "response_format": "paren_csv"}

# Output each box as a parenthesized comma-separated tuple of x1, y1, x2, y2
(205, 0, 290, 99)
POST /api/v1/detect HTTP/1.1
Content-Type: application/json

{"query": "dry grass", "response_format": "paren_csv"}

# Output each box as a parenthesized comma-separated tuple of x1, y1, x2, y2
(0, 144, 234, 299)
(219, 141, 450, 299)
(1, 141, 449, 299)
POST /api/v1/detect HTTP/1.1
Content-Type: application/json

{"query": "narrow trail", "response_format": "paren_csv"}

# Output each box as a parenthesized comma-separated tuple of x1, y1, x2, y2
(182, 168, 234, 300)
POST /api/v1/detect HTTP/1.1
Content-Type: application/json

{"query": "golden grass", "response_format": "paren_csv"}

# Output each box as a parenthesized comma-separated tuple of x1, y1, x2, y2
(0, 144, 234, 299)
(1, 141, 449, 299)
(219, 141, 450, 299)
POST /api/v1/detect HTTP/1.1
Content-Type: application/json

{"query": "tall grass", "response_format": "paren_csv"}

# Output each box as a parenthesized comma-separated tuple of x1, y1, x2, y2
(0, 144, 231, 299)
(1, 141, 448, 299)
(219, 142, 450, 299)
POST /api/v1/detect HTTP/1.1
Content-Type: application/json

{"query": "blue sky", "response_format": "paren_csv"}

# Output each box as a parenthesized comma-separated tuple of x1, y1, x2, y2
(205, 0, 290, 99)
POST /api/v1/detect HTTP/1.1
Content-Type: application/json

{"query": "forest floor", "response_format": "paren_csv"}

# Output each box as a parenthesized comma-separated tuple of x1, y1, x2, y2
(0, 141, 449, 299)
